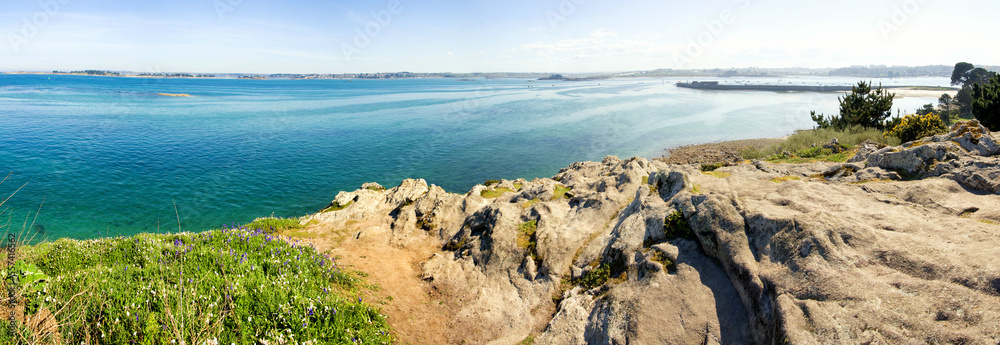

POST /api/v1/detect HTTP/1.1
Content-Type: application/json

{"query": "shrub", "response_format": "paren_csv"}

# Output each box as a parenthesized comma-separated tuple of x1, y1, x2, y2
(577, 263, 610, 289)
(811, 81, 895, 130)
(483, 179, 501, 187)
(972, 73, 1000, 131)
(663, 211, 693, 239)
(884, 113, 949, 143)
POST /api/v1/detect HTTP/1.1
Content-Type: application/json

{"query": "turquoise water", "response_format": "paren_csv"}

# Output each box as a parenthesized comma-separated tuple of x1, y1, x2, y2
(0, 74, 948, 240)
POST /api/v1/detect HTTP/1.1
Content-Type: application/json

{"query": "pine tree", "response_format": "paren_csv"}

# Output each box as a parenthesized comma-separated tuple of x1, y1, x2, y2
(972, 73, 1000, 131)
(811, 81, 895, 130)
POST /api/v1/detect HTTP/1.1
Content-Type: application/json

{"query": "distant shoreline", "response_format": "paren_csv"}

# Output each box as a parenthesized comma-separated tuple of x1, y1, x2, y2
(3, 70, 959, 81)
(677, 81, 958, 98)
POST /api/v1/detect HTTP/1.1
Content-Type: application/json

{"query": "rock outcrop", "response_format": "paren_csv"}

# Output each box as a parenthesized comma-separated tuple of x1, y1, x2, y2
(305, 124, 1000, 344)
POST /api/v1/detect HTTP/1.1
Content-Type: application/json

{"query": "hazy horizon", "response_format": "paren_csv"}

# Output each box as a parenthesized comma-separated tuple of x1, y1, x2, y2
(3, 0, 999, 74)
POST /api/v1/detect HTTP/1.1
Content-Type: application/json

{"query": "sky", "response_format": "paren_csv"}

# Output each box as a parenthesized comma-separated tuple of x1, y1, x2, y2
(1, 0, 998, 74)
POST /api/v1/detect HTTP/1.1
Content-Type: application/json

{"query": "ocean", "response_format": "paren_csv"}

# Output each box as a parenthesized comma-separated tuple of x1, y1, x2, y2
(0, 74, 949, 240)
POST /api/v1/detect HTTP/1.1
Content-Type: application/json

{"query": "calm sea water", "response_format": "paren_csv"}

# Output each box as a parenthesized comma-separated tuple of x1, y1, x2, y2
(0, 74, 948, 240)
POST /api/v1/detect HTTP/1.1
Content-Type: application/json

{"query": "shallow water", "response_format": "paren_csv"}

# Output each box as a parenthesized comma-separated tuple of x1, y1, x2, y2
(0, 74, 947, 239)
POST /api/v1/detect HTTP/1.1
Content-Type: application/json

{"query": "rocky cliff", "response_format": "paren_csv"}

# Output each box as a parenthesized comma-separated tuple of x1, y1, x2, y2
(304, 122, 1000, 344)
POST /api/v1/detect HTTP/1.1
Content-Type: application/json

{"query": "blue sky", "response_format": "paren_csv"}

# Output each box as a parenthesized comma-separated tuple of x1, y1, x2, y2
(1, 0, 998, 73)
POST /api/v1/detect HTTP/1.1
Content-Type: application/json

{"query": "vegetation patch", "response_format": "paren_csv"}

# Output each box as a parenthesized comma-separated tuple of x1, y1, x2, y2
(415, 213, 436, 231)
(701, 171, 731, 178)
(796, 146, 833, 158)
(576, 263, 610, 290)
(483, 179, 501, 187)
(700, 162, 727, 172)
(517, 220, 541, 266)
(664, 211, 694, 240)
(884, 113, 949, 143)
(321, 201, 352, 213)
(443, 236, 468, 251)
(742, 127, 898, 161)
(519, 335, 536, 345)
(512, 182, 523, 190)
(691, 184, 703, 194)
(1, 225, 393, 344)
(648, 249, 676, 272)
(551, 185, 573, 200)
(245, 217, 303, 234)
(769, 176, 801, 183)
(521, 197, 541, 209)
(480, 187, 514, 199)
(364, 185, 385, 192)
(641, 175, 649, 185)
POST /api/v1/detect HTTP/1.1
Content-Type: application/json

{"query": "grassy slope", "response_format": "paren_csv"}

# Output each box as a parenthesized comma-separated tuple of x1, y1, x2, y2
(741, 127, 901, 163)
(0, 218, 393, 344)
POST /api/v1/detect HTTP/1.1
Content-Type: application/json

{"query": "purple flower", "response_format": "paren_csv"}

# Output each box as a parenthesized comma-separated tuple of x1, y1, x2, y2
(308, 308, 314, 316)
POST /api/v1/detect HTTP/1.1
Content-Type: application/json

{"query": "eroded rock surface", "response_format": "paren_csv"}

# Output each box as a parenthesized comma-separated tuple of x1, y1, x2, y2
(305, 124, 1000, 344)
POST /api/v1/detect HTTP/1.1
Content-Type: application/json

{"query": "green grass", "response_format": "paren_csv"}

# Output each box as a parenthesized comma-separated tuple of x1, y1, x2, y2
(480, 187, 514, 199)
(691, 184, 703, 194)
(521, 197, 541, 209)
(320, 201, 351, 213)
(769, 176, 801, 183)
(701, 171, 731, 178)
(551, 185, 572, 200)
(512, 182, 523, 190)
(245, 217, 303, 234)
(517, 220, 540, 264)
(741, 127, 900, 161)
(483, 179, 501, 187)
(1, 224, 393, 344)
(519, 335, 536, 345)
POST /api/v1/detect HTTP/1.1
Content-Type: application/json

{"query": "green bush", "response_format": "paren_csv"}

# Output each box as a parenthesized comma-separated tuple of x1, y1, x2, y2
(483, 179, 501, 187)
(577, 263, 610, 289)
(663, 211, 693, 239)
(884, 113, 949, 143)
(972, 73, 1000, 131)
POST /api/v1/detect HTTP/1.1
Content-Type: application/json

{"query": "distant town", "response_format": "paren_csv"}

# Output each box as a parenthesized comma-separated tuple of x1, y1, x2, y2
(7, 65, 999, 80)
